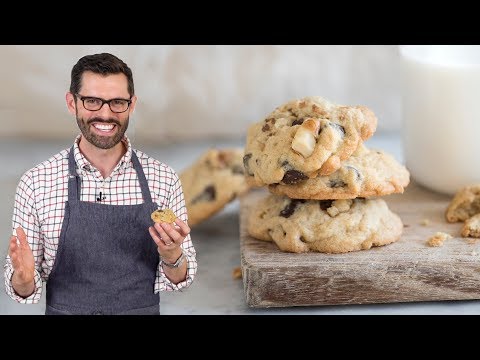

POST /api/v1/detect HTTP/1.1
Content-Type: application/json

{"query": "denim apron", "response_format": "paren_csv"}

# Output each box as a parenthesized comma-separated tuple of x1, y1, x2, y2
(45, 147, 160, 315)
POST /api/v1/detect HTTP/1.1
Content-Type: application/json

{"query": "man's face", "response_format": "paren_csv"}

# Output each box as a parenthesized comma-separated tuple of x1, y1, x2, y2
(73, 72, 135, 150)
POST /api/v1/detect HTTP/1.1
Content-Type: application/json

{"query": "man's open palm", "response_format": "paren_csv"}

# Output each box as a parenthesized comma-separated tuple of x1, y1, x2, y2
(9, 227, 34, 284)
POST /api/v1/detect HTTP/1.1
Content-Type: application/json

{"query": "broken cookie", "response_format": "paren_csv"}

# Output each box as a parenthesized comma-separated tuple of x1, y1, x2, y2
(151, 208, 177, 224)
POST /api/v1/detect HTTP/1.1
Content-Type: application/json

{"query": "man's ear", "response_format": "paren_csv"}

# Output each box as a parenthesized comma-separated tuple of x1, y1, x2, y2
(129, 95, 138, 114)
(66, 92, 77, 115)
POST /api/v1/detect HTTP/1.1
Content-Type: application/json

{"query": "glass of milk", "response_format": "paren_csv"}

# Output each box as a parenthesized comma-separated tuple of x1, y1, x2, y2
(400, 45, 480, 195)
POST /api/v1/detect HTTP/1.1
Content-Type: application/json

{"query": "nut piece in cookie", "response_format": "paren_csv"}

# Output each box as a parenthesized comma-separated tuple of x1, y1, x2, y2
(151, 208, 177, 224)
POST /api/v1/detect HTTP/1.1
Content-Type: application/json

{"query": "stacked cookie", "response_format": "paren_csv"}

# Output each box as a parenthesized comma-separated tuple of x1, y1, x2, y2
(244, 96, 410, 253)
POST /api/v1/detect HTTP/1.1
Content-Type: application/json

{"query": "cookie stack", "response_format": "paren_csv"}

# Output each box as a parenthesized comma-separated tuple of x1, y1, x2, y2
(243, 96, 410, 253)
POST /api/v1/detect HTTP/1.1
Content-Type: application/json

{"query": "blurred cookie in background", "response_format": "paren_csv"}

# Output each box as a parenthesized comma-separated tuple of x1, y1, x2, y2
(180, 148, 252, 227)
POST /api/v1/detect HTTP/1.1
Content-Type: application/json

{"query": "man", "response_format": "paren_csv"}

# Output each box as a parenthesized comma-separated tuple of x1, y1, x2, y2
(3, 53, 197, 315)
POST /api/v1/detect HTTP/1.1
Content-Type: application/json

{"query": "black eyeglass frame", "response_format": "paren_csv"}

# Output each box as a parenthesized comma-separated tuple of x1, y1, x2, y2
(75, 93, 133, 113)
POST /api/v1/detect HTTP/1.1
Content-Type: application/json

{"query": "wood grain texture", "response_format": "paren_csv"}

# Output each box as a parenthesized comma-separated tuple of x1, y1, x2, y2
(240, 182, 480, 308)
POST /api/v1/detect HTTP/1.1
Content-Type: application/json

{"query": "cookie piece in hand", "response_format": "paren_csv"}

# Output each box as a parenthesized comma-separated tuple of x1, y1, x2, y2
(180, 148, 251, 226)
(244, 96, 377, 186)
(151, 208, 177, 224)
(268, 143, 410, 199)
(247, 194, 403, 253)
(446, 185, 480, 222)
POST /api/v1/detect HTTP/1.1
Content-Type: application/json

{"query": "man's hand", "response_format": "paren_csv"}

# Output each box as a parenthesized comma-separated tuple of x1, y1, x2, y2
(149, 218, 190, 262)
(9, 227, 35, 297)
(149, 218, 190, 284)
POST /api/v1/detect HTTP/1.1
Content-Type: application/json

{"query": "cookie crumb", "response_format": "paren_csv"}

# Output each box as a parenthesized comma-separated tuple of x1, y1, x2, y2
(232, 266, 242, 280)
(420, 219, 430, 226)
(426, 232, 453, 247)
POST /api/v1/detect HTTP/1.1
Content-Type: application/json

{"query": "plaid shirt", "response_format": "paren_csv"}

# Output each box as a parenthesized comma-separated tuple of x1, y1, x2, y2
(4, 135, 197, 304)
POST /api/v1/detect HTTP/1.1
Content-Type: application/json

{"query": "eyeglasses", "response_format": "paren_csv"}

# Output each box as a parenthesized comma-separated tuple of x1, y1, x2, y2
(76, 94, 132, 113)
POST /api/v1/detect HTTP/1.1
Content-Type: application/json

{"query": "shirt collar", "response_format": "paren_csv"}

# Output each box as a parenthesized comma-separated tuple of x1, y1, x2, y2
(72, 135, 133, 174)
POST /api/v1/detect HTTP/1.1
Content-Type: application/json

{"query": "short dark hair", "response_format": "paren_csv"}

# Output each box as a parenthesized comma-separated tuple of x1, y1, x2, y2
(70, 53, 134, 96)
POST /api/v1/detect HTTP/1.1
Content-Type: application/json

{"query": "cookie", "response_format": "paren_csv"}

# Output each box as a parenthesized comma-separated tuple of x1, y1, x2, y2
(151, 208, 177, 224)
(247, 193, 403, 253)
(268, 143, 410, 199)
(461, 214, 480, 238)
(445, 185, 480, 222)
(180, 148, 251, 226)
(243, 96, 377, 186)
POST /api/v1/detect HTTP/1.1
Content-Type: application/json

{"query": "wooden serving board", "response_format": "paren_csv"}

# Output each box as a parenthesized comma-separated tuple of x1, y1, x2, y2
(239, 182, 480, 308)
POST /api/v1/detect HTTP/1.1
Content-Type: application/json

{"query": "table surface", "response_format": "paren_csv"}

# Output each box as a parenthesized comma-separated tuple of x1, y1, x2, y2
(1, 132, 480, 315)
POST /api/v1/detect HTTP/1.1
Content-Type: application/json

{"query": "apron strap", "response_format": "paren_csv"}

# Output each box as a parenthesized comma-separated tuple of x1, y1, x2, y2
(131, 151, 153, 203)
(67, 146, 81, 202)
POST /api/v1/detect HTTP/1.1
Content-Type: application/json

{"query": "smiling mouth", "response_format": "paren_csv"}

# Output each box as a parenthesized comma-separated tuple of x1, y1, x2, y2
(92, 123, 116, 133)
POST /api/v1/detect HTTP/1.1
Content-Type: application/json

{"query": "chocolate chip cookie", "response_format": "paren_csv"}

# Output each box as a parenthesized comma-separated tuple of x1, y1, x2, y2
(151, 208, 177, 224)
(180, 148, 251, 226)
(243, 96, 378, 186)
(268, 143, 410, 199)
(247, 194, 403, 253)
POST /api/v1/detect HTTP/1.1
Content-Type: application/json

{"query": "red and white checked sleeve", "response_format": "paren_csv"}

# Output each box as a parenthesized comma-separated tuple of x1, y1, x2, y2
(155, 171, 197, 292)
(4, 172, 44, 303)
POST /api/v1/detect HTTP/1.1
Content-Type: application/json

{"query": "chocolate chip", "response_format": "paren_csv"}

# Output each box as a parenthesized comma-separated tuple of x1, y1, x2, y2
(292, 118, 305, 126)
(231, 165, 244, 175)
(282, 170, 308, 185)
(345, 165, 362, 180)
(191, 185, 216, 204)
(262, 123, 270, 132)
(243, 153, 253, 176)
(319, 200, 333, 210)
(280, 199, 306, 218)
(329, 123, 345, 137)
(328, 179, 346, 188)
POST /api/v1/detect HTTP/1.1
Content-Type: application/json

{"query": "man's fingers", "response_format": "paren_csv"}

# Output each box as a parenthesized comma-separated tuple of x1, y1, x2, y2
(9, 239, 22, 270)
(9, 236, 19, 257)
(174, 218, 190, 237)
(154, 223, 173, 244)
(15, 227, 30, 250)
(149, 226, 168, 250)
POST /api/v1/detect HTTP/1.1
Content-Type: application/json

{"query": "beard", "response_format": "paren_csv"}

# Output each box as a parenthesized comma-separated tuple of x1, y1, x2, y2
(76, 115, 129, 150)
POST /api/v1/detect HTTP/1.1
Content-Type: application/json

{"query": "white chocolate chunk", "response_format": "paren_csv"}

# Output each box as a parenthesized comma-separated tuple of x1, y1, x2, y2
(291, 119, 320, 158)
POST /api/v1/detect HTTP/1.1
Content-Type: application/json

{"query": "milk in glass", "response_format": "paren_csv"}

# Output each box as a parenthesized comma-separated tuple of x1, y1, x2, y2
(400, 45, 480, 195)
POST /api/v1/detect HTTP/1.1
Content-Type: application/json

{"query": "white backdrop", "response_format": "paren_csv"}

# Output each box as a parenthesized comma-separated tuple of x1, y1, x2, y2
(0, 45, 401, 142)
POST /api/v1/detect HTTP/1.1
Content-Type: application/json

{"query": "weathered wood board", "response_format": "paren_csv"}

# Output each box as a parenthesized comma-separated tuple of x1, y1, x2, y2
(240, 182, 480, 308)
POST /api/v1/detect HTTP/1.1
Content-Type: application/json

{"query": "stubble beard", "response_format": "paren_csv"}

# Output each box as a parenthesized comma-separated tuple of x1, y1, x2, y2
(76, 115, 129, 150)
